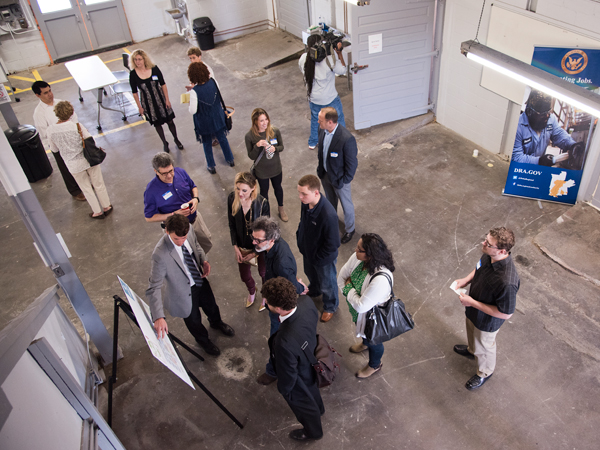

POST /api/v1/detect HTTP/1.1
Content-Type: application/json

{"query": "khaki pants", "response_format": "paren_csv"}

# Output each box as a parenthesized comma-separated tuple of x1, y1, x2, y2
(466, 317, 499, 378)
(192, 213, 212, 254)
(71, 166, 111, 215)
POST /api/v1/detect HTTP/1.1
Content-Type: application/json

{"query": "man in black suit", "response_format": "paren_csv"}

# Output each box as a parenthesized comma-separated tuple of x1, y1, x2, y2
(316, 106, 358, 244)
(264, 277, 324, 441)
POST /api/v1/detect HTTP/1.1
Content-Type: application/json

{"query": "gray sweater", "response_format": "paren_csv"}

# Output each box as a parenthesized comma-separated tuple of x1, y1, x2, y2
(245, 127, 284, 179)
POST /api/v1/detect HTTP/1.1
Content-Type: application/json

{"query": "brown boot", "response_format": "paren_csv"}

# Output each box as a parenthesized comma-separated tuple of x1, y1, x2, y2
(278, 206, 288, 222)
(349, 342, 368, 353)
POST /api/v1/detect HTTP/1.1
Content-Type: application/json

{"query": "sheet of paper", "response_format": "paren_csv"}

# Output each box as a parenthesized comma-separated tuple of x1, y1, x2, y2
(118, 276, 195, 389)
(369, 34, 383, 54)
(180, 92, 190, 104)
(450, 281, 467, 296)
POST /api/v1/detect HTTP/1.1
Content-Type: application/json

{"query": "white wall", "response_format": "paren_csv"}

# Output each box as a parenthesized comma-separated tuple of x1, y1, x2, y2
(437, 0, 600, 155)
(0, 0, 272, 73)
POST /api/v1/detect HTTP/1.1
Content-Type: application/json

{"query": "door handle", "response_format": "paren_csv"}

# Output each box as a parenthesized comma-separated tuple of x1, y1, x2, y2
(86, 12, 90, 20)
(351, 63, 368, 74)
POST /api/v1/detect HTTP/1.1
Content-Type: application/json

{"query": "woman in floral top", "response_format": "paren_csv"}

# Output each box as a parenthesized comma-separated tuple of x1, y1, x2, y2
(337, 233, 395, 379)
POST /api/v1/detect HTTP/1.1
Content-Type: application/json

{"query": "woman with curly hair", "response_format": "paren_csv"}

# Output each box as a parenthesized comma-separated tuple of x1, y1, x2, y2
(188, 61, 235, 174)
(129, 49, 182, 153)
(227, 172, 270, 308)
(245, 108, 288, 221)
(337, 233, 395, 379)
(298, 34, 346, 150)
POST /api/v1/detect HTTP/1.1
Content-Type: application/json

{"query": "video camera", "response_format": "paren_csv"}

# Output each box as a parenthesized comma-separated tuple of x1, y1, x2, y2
(308, 29, 350, 63)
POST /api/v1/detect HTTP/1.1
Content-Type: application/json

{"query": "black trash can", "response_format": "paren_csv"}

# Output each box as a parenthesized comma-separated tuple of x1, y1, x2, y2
(193, 17, 216, 51)
(5, 125, 53, 183)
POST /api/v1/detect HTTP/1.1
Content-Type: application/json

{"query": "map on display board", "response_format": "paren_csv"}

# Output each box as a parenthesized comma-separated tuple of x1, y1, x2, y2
(117, 276, 195, 389)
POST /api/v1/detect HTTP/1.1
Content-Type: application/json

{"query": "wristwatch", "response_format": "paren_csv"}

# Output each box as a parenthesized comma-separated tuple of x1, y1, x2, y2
(193, 196, 199, 203)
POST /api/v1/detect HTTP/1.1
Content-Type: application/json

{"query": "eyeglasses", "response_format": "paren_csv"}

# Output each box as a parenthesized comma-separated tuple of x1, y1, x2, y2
(483, 239, 499, 249)
(529, 105, 552, 116)
(157, 168, 174, 177)
(252, 236, 268, 244)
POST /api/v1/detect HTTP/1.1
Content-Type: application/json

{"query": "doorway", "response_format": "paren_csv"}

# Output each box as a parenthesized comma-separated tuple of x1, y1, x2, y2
(30, 0, 131, 62)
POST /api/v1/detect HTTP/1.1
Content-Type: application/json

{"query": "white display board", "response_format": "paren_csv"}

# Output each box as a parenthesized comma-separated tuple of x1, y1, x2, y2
(482, 4, 600, 104)
(118, 277, 194, 389)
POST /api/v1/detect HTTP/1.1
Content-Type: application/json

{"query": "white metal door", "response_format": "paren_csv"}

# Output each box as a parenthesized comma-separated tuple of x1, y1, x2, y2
(351, 0, 435, 129)
(79, 0, 130, 50)
(29, 0, 92, 60)
(276, 0, 311, 38)
(30, 0, 131, 61)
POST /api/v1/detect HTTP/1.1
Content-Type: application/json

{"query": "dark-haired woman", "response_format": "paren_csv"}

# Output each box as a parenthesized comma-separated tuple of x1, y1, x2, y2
(298, 35, 346, 150)
(228, 172, 270, 308)
(129, 49, 182, 153)
(338, 233, 395, 379)
(188, 61, 235, 174)
(245, 108, 288, 222)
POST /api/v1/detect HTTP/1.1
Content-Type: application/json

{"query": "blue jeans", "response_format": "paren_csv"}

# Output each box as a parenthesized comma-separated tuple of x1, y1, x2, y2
(201, 128, 234, 168)
(303, 258, 339, 313)
(265, 309, 280, 377)
(308, 96, 345, 147)
(363, 338, 384, 369)
(321, 173, 355, 233)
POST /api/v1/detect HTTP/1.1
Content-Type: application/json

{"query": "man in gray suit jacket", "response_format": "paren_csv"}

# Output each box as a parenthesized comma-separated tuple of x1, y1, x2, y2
(146, 214, 234, 356)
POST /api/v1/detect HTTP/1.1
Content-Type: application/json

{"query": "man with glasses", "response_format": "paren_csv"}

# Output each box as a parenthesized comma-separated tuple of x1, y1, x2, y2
(296, 174, 340, 322)
(144, 152, 212, 253)
(512, 89, 583, 167)
(251, 216, 307, 385)
(452, 227, 520, 390)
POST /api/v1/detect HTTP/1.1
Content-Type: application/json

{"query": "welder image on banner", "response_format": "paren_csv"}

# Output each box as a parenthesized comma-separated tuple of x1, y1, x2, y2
(504, 47, 600, 204)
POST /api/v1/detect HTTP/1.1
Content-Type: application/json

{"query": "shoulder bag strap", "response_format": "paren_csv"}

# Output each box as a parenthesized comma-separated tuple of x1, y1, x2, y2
(213, 79, 227, 114)
(76, 123, 85, 149)
(370, 271, 394, 298)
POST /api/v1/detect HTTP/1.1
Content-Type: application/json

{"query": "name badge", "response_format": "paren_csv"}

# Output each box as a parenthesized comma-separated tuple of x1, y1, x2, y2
(331, 152, 338, 157)
(270, 138, 278, 145)
(476, 259, 482, 270)
(152, 75, 159, 81)
(163, 191, 173, 200)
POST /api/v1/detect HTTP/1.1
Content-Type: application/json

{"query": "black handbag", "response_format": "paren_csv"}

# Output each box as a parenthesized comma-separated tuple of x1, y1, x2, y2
(364, 272, 415, 345)
(77, 123, 106, 166)
(214, 80, 234, 131)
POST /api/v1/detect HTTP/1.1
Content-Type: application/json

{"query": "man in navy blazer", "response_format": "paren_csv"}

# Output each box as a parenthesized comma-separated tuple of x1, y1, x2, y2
(264, 277, 324, 441)
(316, 106, 358, 244)
(146, 214, 234, 356)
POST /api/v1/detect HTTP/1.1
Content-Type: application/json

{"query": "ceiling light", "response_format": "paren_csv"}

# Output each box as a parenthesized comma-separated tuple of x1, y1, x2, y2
(461, 40, 600, 118)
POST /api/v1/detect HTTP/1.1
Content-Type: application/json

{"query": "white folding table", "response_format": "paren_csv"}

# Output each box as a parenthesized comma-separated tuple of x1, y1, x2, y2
(65, 55, 126, 130)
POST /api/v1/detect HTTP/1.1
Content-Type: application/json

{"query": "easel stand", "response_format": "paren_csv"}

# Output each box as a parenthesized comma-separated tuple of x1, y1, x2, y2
(107, 295, 243, 429)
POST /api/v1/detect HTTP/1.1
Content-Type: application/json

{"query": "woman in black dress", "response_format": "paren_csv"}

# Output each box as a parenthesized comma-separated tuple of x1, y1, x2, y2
(129, 49, 183, 153)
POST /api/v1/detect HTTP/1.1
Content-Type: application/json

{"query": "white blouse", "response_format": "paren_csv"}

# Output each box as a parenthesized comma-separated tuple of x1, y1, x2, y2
(337, 253, 394, 338)
(47, 121, 93, 174)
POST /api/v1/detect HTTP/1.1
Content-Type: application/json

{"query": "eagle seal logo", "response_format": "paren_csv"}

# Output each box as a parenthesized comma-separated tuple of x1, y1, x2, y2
(561, 50, 588, 75)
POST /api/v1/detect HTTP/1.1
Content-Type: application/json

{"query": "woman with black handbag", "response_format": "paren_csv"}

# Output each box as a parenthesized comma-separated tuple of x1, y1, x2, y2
(47, 101, 112, 220)
(338, 233, 394, 378)
(227, 172, 270, 309)
(188, 61, 235, 174)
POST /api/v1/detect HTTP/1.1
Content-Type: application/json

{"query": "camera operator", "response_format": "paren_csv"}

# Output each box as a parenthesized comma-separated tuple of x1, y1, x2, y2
(299, 34, 347, 150)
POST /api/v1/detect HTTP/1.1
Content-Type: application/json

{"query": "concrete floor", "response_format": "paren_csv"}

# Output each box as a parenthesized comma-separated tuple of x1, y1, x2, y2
(1, 30, 599, 449)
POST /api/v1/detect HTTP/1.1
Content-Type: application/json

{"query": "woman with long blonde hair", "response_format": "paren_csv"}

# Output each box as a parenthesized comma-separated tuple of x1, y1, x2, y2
(245, 108, 288, 221)
(227, 172, 270, 308)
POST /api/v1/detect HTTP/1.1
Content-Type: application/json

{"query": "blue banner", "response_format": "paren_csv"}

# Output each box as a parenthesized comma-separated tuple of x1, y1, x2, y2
(504, 46, 598, 204)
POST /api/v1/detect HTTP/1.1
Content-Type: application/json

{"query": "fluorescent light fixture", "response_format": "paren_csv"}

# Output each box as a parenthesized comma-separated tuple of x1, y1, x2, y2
(461, 40, 600, 118)
(343, 0, 370, 5)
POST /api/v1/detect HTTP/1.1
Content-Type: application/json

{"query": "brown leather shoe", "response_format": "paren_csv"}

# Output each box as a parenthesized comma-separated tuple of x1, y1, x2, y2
(349, 342, 368, 353)
(320, 311, 334, 322)
(256, 372, 277, 385)
(356, 363, 382, 379)
(278, 206, 289, 222)
(73, 193, 86, 201)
